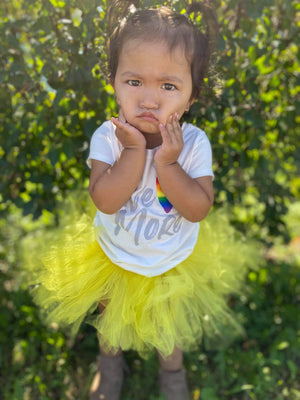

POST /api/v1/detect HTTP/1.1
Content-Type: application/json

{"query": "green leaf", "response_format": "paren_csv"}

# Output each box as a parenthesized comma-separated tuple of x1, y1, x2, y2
(49, 148, 61, 166)
(200, 387, 219, 400)
(277, 341, 289, 350)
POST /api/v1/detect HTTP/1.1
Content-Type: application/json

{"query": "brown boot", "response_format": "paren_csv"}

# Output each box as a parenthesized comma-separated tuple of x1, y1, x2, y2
(159, 369, 190, 400)
(89, 354, 125, 400)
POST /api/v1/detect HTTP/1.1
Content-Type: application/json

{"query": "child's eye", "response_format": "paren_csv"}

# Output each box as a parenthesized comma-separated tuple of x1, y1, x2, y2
(162, 83, 177, 91)
(127, 80, 141, 87)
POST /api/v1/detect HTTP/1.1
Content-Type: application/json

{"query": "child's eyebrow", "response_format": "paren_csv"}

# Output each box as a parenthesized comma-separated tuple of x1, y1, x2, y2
(120, 71, 183, 84)
(160, 74, 184, 84)
(120, 71, 143, 78)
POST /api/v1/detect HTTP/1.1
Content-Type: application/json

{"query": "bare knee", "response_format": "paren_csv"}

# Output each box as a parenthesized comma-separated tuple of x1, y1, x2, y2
(100, 346, 122, 357)
(157, 346, 183, 371)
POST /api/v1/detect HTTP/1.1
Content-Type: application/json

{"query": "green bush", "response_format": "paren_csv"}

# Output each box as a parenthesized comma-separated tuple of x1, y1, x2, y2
(1, 0, 299, 236)
(1, 0, 299, 399)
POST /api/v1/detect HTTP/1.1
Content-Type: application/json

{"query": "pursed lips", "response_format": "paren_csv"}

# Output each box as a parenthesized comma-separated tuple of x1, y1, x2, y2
(138, 112, 158, 122)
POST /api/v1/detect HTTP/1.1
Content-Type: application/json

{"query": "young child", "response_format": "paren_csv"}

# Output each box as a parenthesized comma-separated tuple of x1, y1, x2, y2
(88, 2, 214, 399)
(28, 2, 257, 400)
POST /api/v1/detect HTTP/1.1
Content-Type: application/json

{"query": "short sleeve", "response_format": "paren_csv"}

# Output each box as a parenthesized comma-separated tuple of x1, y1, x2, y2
(87, 121, 116, 168)
(188, 131, 214, 179)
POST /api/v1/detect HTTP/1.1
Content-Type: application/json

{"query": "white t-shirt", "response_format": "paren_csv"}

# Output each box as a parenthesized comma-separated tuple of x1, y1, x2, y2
(87, 121, 213, 277)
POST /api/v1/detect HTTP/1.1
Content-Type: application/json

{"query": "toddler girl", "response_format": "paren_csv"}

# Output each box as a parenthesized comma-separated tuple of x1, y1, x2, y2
(30, 1, 257, 399)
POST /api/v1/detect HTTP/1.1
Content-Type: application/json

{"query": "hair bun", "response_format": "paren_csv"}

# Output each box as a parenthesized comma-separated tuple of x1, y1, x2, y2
(108, 0, 141, 33)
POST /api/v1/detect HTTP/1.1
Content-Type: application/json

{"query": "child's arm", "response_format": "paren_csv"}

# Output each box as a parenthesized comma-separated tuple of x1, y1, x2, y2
(89, 111, 146, 214)
(155, 114, 214, 222)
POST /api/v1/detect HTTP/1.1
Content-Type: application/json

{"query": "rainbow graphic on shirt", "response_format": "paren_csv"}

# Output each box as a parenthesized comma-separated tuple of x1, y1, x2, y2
(156, 178, 173, 213)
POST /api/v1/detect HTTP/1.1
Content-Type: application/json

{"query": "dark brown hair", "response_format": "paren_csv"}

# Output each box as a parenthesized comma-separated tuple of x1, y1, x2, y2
(107, 1, 218, 99)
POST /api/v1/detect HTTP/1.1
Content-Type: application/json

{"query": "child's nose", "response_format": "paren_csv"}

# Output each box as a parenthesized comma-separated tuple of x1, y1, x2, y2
(140, 88, 159, 110)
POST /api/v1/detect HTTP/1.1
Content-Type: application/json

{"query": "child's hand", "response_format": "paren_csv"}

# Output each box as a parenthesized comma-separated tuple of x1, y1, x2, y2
(111, 109, 146, 150)
(155, 113, 183, 166)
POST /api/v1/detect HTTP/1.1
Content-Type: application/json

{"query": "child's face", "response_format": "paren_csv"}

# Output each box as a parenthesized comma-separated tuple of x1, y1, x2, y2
(113, 39, 193, 137)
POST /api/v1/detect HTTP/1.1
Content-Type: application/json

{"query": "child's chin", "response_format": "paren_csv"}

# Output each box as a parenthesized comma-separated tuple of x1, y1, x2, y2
(137, 121, 160, 132)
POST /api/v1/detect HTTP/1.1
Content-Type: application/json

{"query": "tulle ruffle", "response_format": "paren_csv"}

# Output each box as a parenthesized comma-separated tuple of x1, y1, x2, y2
(22, 206, 260, 360)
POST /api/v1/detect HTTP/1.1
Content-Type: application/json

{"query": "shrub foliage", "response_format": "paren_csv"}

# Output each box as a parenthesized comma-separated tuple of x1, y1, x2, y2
(0, 0, 299, 236)
(0, 0, 299, 399)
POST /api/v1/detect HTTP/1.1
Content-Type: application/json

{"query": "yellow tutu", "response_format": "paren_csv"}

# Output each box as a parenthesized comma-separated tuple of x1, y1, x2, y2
(22, 202, 260, 360)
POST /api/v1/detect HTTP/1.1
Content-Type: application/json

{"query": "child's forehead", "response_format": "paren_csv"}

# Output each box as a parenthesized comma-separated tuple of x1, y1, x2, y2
(116, 40, 192, 81)
(120, 38, 189, 63)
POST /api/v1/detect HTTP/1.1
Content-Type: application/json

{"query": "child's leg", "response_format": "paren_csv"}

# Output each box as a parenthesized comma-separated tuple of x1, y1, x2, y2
(157, 346, 183, 371)
(157, 347, 190, 400)
(89, 304, 124, 400)
(98, 302, 122, 356)
(100, 346, 122, 356)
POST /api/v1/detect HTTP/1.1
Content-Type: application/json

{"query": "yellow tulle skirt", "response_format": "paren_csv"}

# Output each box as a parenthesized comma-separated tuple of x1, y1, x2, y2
(22, 204, 260, 360)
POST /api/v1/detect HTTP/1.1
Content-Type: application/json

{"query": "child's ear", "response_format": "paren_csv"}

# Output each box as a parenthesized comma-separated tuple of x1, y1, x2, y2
(185, 98, 195, 112)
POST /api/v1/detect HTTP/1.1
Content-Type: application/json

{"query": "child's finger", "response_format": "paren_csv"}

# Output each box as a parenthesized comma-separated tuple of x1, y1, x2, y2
(111, 116, 124, 128)
(166, 114, 181, 146)
(159, 122, 171, 145)
(171, 113, 183, 144)
(111, 117, 131, 137)
(111, 109, 126, 129)
(166, 115, 176, 142)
